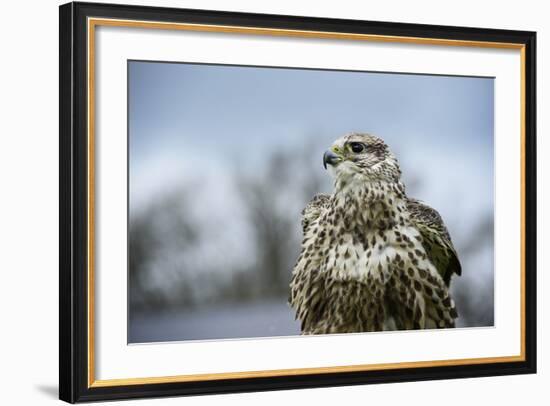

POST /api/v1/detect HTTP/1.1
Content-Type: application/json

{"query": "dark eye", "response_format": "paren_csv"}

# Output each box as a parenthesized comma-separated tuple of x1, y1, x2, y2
(349, 142, 365, 153)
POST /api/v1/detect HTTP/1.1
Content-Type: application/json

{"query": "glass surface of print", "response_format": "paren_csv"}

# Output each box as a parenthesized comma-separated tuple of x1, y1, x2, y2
(128, 62, 494, 343)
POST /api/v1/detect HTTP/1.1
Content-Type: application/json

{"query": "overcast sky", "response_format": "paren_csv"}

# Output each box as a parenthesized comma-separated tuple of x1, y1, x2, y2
(129, 61, 494, 231)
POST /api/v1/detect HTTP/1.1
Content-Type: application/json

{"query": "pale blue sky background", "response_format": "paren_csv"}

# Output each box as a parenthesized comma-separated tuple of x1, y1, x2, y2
(129, 62, 493, 170)
(129, 61, 493, 220)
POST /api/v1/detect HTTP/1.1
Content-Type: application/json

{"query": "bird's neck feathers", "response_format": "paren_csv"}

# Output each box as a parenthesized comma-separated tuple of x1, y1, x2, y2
(331, 176, 408, 230)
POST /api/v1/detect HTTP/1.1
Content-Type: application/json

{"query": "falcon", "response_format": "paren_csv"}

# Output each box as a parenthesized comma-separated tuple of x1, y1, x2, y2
(289, 133, 461, 334)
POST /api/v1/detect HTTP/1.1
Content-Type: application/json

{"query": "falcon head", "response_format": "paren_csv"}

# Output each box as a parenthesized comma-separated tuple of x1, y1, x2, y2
(323, 132, 401, 183)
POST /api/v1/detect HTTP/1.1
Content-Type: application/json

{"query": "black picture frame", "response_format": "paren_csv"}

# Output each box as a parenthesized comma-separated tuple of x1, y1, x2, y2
(59, 1, 536, 403)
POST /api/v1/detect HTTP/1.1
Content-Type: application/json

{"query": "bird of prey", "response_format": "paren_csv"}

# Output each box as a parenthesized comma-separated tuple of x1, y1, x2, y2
(289, 133, 461, 334)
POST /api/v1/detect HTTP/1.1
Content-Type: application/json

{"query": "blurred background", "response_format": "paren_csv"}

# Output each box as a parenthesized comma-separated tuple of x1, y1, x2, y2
(128, 61, 494, 343)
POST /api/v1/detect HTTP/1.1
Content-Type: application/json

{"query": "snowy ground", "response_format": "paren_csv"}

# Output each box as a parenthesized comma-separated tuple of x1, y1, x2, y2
(128, 298, 483, 344)
(129, 300, 301, 343)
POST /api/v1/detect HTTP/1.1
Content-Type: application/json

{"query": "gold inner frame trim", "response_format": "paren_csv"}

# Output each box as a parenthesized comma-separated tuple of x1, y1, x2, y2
(87, 17, 527, 388)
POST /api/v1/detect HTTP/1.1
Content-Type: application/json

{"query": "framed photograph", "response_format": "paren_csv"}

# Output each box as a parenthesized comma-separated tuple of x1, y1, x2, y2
(59, 1, 536, 403)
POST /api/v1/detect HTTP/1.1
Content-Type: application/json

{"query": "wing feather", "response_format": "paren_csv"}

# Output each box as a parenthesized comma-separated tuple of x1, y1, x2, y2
(300, 193, 331, 234)
(407, 198, 461, 286)
(289, 193, 331, 332)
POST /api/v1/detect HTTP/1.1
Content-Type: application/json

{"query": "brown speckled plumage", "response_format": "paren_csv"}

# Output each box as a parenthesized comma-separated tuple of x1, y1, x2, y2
(289, 133, 461, 334)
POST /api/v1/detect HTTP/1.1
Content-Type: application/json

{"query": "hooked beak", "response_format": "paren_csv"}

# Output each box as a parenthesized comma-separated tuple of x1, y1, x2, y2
(323, 150, 342, 169)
